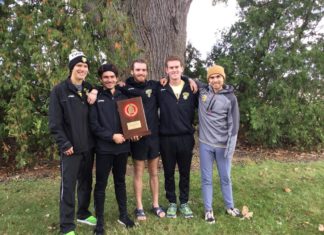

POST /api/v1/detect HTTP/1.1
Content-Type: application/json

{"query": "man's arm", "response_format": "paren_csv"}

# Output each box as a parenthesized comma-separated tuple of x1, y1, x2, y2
(89, 104, 114, 142)
(181, 76, 198, 93)
(224, 95, 239, 158)
(48, 88, 72, 153)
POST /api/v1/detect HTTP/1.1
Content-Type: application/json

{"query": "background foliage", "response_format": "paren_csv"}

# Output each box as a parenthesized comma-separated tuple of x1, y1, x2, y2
(0, 0, 138, 167)
(205, 0, 324, 149)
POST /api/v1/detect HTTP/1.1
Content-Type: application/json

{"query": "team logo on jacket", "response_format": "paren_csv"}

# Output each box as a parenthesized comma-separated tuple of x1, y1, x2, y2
(183, 92, 189, 100)
(124, 103, 138, 117)
(201, 95, 207, 102)
(145, 89, 152, 98)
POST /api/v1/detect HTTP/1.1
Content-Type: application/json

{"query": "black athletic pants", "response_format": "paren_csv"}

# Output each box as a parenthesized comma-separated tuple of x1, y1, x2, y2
(94, 152, 128, 232)
(59, 150, 94, 233)
(160, 135, 194, 204)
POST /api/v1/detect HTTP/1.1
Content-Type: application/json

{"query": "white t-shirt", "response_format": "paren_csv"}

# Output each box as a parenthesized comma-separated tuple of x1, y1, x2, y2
(170, 80, 185, 100)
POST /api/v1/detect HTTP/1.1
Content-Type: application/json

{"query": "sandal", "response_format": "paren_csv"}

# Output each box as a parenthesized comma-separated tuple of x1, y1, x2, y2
(134, 208, 146, 221)
(151, 206, 166, 218)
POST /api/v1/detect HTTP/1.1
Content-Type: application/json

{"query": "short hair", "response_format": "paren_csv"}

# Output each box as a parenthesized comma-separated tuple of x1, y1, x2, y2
(97, 63, 119, 78)
(164, 55, 183, 67)
(131, 59, 148, 70)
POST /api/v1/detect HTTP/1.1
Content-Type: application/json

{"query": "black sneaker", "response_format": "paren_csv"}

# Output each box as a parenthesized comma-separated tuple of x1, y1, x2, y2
(117, 215, 135, 228)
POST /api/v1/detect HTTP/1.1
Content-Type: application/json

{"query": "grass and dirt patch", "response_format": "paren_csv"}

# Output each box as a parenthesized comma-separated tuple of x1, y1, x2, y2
(1, 157, 324, 234)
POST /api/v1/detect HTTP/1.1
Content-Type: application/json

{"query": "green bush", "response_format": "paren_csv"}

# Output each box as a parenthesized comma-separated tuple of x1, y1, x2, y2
(207, 0, 324, 150)
(0, 0, 138, 167)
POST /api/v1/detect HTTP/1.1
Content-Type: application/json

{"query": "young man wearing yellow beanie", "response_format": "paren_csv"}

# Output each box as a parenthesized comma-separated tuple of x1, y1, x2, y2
(198, 65, 241, 224)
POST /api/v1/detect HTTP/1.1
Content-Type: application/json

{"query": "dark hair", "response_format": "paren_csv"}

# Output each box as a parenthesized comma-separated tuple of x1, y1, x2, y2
(97, 63, 119, 78)
(131, 59, 148, 70)
(164, 55, 183, 67)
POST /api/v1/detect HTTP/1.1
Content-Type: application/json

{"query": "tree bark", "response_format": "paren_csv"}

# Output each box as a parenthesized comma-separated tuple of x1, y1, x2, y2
(121, 0, 192, 80)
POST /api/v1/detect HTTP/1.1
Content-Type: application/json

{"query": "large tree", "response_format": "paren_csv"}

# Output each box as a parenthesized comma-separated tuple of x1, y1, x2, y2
(120, 0, 192, 80)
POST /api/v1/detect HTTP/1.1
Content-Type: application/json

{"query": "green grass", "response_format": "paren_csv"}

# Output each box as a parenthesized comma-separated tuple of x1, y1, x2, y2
(1, 160, 324, 235)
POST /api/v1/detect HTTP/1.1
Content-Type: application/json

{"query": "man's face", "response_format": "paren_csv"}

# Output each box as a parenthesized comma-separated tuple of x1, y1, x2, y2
(100, 71, 117, 89)
(71, 62, 88, 81)
(208, 74, 224, 91)
(165, 60, 183, 81)
(132, 62, 148, 83)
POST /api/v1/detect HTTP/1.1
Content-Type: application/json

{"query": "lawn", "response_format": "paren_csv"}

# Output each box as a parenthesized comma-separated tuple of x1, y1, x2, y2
(0, 160, 323, 235)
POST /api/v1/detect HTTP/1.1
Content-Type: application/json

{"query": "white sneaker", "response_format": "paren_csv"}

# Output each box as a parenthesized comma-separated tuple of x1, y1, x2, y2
(205, 210, 215, 224)
(226, 208, 242, 217)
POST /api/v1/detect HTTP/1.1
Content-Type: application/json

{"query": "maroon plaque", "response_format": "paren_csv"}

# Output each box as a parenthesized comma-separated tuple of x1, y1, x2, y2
(117, 97, 151, 139)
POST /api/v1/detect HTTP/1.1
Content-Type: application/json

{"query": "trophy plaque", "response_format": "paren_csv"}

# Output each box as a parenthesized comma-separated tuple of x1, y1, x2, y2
(117, 97, 151, 139)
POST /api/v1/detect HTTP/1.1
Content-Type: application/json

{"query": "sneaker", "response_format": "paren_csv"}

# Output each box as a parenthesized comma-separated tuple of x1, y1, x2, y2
(226, 208, 242, 217)
(77, 215, 97, 226)
(118, 215, 135, 228)
(179, 203, 193, 218)
(166, 203, 177, 218)
(205, 210, 215, 224)
(64, 231, 75, 235)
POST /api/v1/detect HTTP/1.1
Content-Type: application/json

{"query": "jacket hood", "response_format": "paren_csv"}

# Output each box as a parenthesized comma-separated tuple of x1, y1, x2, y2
(208, 84, 234, 94)
(126, 76, 147, 88)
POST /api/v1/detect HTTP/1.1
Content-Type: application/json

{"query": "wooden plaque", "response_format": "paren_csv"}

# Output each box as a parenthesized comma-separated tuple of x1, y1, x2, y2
(117, 97, 151, 139)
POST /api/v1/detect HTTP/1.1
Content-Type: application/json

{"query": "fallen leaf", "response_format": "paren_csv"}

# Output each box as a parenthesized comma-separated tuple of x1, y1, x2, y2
(242, 205, 249, 215)
(319, 224, 324, 232)
(241, 205, 253, 219)
(114, 42, 121, 50)
(284, 187, 292, 193)
(2, 142, 10, 152)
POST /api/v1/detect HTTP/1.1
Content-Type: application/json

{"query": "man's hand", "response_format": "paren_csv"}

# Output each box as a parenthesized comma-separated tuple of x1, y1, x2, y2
(113, 133, 126, 144)
(189, 78, 198, 94)
(160, 77, 168, 86)
(130, 135, 141, 142)
(64, 147, 74, 156)
(117, 81, 126, 87)
(87, 89, 98, 104)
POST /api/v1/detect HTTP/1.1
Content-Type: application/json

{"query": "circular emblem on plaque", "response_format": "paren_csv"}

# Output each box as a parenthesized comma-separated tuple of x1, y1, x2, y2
(124, 103, 138, 117)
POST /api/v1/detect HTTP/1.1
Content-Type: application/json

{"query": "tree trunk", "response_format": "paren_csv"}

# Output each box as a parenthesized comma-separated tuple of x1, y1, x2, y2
(121, 0, 192, 80)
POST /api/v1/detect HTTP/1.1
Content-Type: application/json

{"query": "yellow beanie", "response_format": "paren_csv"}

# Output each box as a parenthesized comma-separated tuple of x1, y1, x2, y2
(207, 65, 226, 79)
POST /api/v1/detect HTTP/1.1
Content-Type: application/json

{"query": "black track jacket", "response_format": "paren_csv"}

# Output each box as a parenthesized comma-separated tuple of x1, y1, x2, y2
(49, 78, 94, 154)
(157, 78, 198, 136)
(89, 87, 130, 155)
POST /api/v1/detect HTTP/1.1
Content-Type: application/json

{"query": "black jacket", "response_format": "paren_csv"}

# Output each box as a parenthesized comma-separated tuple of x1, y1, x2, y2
(48, 78, 94, 154)
(118, 77, 159, 136)
(157, 78, 198, 136)
(89, 87, 130, 155)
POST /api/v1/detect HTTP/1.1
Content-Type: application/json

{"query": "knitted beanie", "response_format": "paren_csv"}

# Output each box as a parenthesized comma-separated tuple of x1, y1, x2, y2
(207, 65, 226, 79)
(97, 63, 119, 78)
(68, 49, 89, 71)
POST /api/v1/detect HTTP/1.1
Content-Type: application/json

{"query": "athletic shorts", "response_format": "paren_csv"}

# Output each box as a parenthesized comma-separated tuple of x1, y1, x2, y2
(131, 135, 160, 161)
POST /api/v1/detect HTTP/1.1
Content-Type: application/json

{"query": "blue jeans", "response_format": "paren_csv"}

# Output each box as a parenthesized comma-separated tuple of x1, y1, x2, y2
(199, 142, 234, 211)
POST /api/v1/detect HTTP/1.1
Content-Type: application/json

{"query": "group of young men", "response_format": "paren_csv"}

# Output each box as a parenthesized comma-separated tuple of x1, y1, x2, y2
(49, 49, 241, 235)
